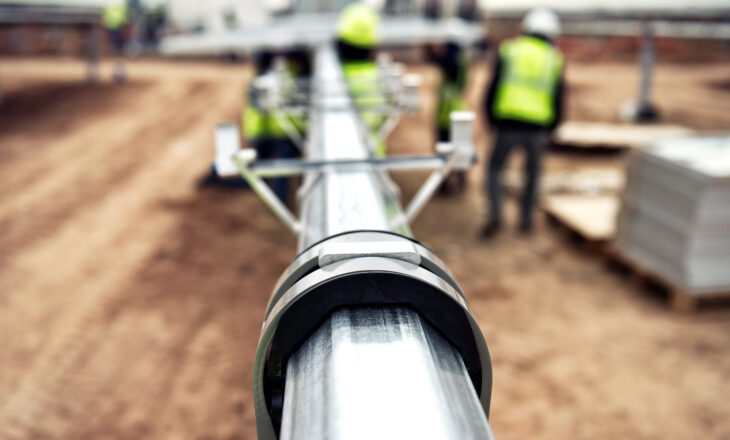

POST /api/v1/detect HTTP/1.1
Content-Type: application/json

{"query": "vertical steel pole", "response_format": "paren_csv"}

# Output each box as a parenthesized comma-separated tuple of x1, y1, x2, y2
(638, 21, 655, 113)
(84, 23, 99, 83)
(279, 45, 495, 440)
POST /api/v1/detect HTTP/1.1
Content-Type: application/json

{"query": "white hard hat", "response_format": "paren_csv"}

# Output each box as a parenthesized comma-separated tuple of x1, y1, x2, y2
(522, 7, 561, 40)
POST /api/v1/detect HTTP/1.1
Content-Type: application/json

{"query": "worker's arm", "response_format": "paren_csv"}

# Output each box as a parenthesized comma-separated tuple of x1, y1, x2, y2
(482, 52, 503, 128)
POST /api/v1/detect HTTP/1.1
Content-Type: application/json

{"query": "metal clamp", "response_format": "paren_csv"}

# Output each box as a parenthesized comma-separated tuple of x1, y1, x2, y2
(252, 231, 493, 438)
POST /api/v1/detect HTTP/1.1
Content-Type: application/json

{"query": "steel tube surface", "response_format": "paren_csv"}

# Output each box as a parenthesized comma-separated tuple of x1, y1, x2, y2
(280, 45, 493, 439)
(297, 45, 409, 250)
(281, 307, 495, 440)
(249, 155, 447, 177)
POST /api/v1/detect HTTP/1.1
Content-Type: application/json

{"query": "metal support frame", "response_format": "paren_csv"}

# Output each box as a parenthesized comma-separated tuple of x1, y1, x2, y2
(0, 4, 101, 88)
(233, 150, 301, 235)
(218, 111, 475, 232)
(253, 56, 419, 151)
(215, 50, 473, 234)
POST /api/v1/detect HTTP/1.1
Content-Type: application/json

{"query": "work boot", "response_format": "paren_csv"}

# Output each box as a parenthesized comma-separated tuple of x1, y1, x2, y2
(479, 220, 502, 240)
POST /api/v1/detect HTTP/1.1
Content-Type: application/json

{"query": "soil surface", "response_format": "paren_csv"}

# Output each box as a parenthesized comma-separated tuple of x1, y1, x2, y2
(1, 57, 729, 440)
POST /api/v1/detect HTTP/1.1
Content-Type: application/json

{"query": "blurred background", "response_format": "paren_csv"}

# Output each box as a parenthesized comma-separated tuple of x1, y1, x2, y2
(0, 0, 728, 439)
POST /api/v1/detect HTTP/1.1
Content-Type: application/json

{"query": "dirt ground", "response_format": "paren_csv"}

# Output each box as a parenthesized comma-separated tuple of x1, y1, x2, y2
(0, 56, 729, 440)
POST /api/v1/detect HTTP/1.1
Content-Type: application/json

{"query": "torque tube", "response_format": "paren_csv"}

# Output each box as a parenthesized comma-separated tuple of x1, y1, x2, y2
(252, 45, 494, 440)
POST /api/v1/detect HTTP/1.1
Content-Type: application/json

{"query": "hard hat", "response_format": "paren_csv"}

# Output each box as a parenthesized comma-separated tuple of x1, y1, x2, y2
(522, 7, 561, 40)
(336, 2, 380, 49)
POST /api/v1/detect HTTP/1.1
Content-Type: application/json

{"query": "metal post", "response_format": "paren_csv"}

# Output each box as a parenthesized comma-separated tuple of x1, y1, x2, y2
(638, 25, 654, 110)
(634, 20, 659, 121)
(84, 23, 99, 83)
(279, 44, 494, 440)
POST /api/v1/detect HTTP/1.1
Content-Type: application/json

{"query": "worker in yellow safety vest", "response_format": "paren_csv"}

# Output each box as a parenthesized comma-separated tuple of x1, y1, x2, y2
(243, 50, 309, 204)
(335, 2, 387, 157)
(481, 7, 565, 238)
(200, 49, 310, 203)
(429, 39, 469, 194)
(102, 2, 129, 83)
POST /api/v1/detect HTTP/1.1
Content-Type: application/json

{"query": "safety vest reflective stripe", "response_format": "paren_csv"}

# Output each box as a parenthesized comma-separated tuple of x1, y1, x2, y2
(493, 36, 563, 126)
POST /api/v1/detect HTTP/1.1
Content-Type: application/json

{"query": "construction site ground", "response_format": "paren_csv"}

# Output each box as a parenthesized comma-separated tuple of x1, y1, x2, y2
(1, 56, 729, 440)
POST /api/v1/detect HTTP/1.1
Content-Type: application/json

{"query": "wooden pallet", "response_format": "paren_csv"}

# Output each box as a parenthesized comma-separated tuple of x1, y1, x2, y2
(542, 191, 729, 311)
(542, 194, 619, 248)
(553, 121, 694, 151)
(603, 246, 730, 312)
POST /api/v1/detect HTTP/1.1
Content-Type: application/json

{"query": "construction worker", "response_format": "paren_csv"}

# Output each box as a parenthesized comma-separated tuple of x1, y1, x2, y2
(430, 39, 469, 193)
(335, 2, 387, 157)
(481, 7, 565, 238)
(142, 4, 166, 52)
(242, 50, 307, 204)
(102, 2, 129, 83)
(198, 50, 308, 200)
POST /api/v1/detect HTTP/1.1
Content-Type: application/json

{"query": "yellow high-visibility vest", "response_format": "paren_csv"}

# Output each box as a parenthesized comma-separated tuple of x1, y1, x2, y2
(493, 36, 563, 126)
(242, 105, 289, 140)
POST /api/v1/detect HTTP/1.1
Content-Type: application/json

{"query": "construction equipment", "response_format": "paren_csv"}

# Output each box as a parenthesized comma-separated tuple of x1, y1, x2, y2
(164, 12, 492, 440)
(0, 1, 104, 93)
(161, 13, 484, 56)
(215, 44, 493, 440)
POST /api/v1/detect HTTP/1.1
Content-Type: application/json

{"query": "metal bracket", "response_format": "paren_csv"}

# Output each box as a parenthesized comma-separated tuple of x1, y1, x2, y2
(215, 123, 301, 235)
(401, 111, 476, 226)
(318, 240, 421, 267)
(214, 111, 476, 236)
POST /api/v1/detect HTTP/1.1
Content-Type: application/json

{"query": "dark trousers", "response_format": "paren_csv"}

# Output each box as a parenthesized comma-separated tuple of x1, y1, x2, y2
(486, 129, 548, 227)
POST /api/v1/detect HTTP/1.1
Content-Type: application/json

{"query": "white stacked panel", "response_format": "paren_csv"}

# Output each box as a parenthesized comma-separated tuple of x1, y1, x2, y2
(617, 137, 730, 294)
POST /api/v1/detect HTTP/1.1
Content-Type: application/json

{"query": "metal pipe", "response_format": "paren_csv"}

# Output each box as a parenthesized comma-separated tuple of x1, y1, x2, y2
(248, 155, 448, 177)
(296, 44, 410, 250)
(281, 307, 496, 440)
(279, 44, 493, 439)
